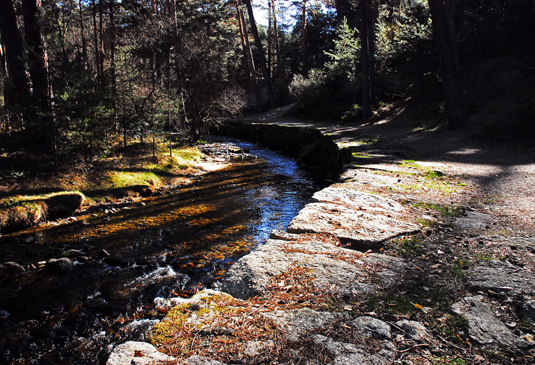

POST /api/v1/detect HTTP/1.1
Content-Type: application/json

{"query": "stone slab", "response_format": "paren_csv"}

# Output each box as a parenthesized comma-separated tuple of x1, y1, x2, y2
(452, 296, 532, 350)
(468, 260, 535, 295)
(287, 202, 419, 249)
(221, 238, 408, 300)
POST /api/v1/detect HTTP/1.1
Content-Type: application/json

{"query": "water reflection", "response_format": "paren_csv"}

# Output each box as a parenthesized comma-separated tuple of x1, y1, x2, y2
(0, 139, 317, 365)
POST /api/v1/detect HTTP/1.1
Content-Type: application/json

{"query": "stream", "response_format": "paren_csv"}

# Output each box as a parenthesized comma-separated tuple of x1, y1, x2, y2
(0, 138, 318, 365)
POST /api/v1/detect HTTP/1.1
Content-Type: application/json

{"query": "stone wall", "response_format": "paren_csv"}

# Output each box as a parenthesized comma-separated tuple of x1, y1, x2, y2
(219, 120, 351, 184)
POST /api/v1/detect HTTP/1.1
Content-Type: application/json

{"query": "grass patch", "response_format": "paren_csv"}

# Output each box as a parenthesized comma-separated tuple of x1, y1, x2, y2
(365, 286, 451, 316)
(412, 202, 463, 217)
(418, 218, 439, 228)
(392, 235, 426, 257)
(0, 192, 85, 232)
(450, 259, 469, 278)
(104, 171, 162, 189)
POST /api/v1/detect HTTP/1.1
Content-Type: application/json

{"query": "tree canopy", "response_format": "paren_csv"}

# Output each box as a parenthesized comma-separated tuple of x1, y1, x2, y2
(1, 0, 534, 161)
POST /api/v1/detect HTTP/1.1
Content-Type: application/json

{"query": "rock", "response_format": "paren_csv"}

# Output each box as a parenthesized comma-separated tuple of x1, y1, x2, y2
(184, 355, 227, 365)
(395, 320, 433, 342)
(287, 201, 419, 250)
(221, 238, 408, 300)
(520, 300, 535, 322)
(24, 236, 34, 243)
(339, 170, 401, 189)
(243, 340, 275, 357)
(310, 334, 396, 365)
(1, 261, 26, 273)
(312, 187, 403, 214)
(106, 341, 175, 365)
(62, 249, 87, 258)
(45, 258, 74, 274)
(454, 211, 491, 231)
(269, 229, 300, 241)
(452, 296, 532, 350)
(468, 260, 535, 295)
(266, 308, 352, 342)
(351, 316, 391, 339)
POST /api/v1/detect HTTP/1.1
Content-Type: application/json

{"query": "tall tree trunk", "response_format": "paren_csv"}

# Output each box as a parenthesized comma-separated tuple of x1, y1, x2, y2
(267, 0, 272, 78)
(0, 41, 8, 130)
(22, 0, 55, 149)
(367, 3, 377, 108)
(244, 0, 275, 109)
(359, 0, 371, 120)
(79, 0, 88, 68)
(358, 0, 377, 120)
(0, 0, 32, 123)
(428, 0, 465, 128)
(237, 0, 262, 112)
(98, 0, 105, 84)
(92, 0, 101, 83)
(271, 0, 282, 79)
(301, 0, 308, 76)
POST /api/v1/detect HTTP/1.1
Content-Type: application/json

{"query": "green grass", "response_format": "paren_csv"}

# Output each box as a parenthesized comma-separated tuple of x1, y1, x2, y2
(105, 171, 162, 188)
(412, 202, 463, 217)
(392, 235, 426, 257)
(418, 218, 439, 228)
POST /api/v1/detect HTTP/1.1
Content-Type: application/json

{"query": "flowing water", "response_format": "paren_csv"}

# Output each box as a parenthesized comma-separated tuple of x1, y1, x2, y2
(0, 138, 318, 365)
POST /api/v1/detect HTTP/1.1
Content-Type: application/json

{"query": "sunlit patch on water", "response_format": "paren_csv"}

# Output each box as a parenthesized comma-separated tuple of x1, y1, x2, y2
(0, 137, 318, 364)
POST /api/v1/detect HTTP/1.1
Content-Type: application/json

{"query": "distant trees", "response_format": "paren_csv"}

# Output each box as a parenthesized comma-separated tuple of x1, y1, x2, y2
(1, 0, 534, 158)
(428, 0, 464, 128)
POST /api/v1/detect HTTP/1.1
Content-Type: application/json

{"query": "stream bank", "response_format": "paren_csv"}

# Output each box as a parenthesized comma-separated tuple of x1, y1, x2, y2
(112, 110, 535, 364)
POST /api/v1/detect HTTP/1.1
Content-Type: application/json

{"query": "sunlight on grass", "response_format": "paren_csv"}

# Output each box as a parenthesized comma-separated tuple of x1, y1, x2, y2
(105, 171, 162, 188)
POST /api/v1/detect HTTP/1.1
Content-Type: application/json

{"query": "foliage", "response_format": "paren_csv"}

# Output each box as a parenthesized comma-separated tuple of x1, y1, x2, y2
(375, 2, 433, 74)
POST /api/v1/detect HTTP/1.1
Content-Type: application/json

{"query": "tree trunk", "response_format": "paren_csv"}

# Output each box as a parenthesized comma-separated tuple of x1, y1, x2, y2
(301, 0, 308, 76)
(244, 0, 275, 109)
(358, 0, 377, 120)
(428, 0, 465, 128)
(359, 0, 371, 120)
(237, 0, 262, 112)
(271, 0, 282, 79)
(79, 0, 88, 68)
(22, 0, 55, 149)
(0, 0, 32, 123)
(0, 41, 8, 130)
(92, 0, 101, 83)
(98, 0, 105, 84)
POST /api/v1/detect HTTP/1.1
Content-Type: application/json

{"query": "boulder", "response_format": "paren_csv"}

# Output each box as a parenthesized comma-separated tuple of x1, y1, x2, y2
(351, 316, 392, 340)
(0, 261, 26, 273)
(106, 341, 175, 365)
(452, 296, 532, 350)
(311, 187, 403, 214)
(287, 202, 419, 249)
(310, 334, 396, 365)
(266, 308, 352, 342)
(468, 260, 535, 295)
(395, 320, 433, 342)
(45, 258, 74, 274)
(221, 237, 408, 300)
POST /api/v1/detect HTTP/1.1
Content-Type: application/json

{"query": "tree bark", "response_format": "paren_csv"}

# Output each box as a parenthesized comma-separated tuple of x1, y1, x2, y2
(79, 0, 88, 68)
(244, 0, 275, 109)
(428, 0, 465, 128)
(0, 0, 32, 122)
(358, 0, 377, 120)
(301, 0, 308, 76)
(237, 0, 262, 112)
(21, 0, 54, 140)
(359, 0, 371, 120)
(92, 0, 101, 83)
(271, 0, 282, 79)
